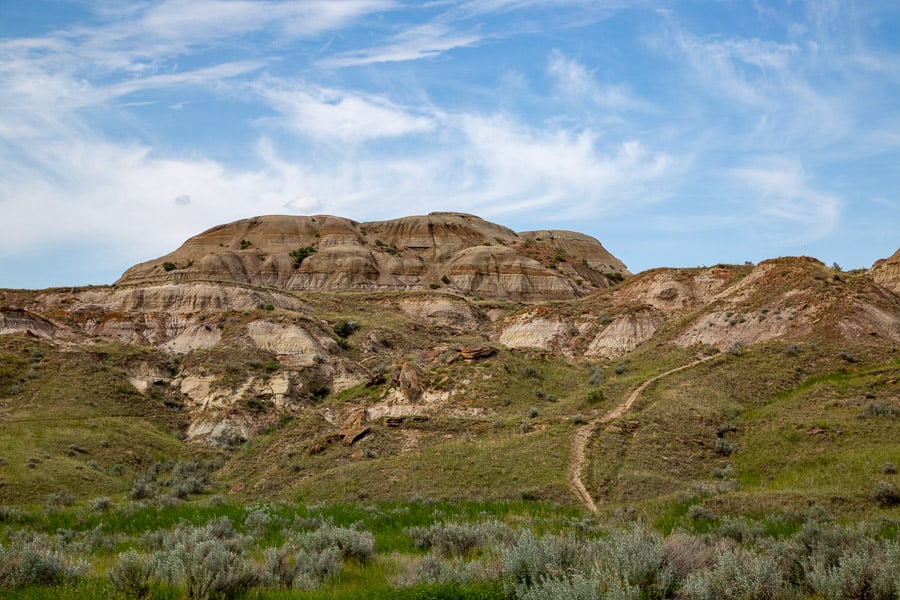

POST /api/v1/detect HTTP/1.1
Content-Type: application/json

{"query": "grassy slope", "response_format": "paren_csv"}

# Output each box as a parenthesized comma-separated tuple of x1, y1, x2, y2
(0, 335, 200, 506)
(586, 339, 900, 519)
(221, 347, 597, 504)
(2, 274, 898, 520)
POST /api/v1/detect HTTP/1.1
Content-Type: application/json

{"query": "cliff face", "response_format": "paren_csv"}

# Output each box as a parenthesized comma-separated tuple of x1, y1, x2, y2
(116, 213, 629, 301)
(872, 247, 900, 294)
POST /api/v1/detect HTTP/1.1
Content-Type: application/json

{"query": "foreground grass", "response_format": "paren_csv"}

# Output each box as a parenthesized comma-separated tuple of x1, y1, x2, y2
(2, 498, 899, 599)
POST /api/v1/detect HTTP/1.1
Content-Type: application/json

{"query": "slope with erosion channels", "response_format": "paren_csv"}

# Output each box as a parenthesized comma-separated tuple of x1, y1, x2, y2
(1, 215, 898, 518)
(116, 213, 629, 301)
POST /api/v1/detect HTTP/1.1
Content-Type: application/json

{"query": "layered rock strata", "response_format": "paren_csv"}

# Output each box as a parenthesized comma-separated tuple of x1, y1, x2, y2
(117, 213, 629, 301)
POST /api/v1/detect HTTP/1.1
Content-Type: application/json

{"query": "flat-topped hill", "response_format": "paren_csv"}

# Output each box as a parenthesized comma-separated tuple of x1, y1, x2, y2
(116, 213, 629, 301)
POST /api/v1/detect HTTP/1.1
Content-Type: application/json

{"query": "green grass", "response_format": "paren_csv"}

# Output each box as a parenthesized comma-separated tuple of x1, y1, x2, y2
(0, 335, 199, 505)
(2, 497, 898, 599)
(586, 340, 900, 518)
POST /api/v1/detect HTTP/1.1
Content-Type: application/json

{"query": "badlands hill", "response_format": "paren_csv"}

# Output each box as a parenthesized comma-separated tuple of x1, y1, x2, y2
(117, 213, 629, 301)
(1, 216, 898, 519)
(872, 246, 900, 294)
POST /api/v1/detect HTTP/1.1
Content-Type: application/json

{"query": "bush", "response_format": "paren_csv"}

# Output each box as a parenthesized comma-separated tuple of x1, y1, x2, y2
(586, 388, 605, 404)
(333, 320, 360, 339)
(45, 491, 76, 511)
(662, 531, 712, 582)
(90, 497, 114, 513)
(263, 545, 341, 590)
(872, 481, 900, 507)
(680, 544, 785, 599)
(0, 539, 84, 588)
(244, 504, 279, 540)
(405, 520, 510, 558)
(403, 554, 486, 587)
(864, 403, 898, 418)
(150, 519, 259, 599)
(515, 574, 603, 600)
(162, 262, 176, 272)
(588, 366, 605, 387)
(715, 438, 736, 456)
(108, 549, 155, 599)
(0, 506, 31, 525)
(838, 351, 856, 363)
(501, 531, 581, 590)
(805, 550, 881, 600)
(290, 246, 317, 268)
(591, 525, 669, 595)
(711, 464, 736, 479)
(292, 525, 375, 563)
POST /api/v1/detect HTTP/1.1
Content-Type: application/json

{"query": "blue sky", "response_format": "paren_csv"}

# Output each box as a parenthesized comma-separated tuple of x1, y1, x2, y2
(2, 0, 899, 289)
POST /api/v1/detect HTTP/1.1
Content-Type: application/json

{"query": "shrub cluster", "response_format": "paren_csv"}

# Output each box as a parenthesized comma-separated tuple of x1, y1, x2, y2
(128, 459, 222, 503)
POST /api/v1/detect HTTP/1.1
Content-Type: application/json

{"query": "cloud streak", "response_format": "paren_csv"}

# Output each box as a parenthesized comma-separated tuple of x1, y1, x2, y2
(732, 157, 841, 245)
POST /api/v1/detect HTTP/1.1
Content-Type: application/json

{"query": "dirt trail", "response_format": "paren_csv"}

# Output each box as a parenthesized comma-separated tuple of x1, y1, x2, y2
(568, 354, 720, 513)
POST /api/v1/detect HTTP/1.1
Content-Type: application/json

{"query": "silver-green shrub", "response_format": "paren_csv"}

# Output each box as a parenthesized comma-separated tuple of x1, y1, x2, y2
(515, 573, 603, 600)
(405, 519, 512, 558)
(292, 525, 374, 563)
(149, 518, 259, 599)
(108, 549, 155, 599)
(501, 530, 581, 589)
(0, 538, 84, 588)
(679, 544, 787, 600)
(262, 544, 341, 590)
(594, 524, 671, 595)
(403, 554, 489, 587)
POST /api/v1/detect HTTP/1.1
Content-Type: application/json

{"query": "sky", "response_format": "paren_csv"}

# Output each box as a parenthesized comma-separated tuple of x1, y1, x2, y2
(2, 0, 899, 289)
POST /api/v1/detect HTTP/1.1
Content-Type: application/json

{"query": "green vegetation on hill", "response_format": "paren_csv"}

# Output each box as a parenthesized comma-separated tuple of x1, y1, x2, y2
(0, 335, 201, 505)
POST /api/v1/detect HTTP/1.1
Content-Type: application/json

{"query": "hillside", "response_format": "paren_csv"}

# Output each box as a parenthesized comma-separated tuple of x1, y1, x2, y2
(116, 213, 629, 301)
(1, 215, 898, 523)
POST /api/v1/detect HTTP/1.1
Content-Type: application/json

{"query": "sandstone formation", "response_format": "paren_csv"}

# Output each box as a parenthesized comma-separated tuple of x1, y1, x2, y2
(586, 310, 664, 358)
(872, 247, 900, 294)
(116, 213, 629, 301)
(0, 307, 74, 341)
(4, 215, 899, 454)
(498, 317, 568, 351)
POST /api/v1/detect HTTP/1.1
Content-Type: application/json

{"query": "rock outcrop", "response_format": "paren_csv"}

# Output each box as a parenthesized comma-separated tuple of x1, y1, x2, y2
(872, 247, 900, 294)
(116, 213, 629, 301)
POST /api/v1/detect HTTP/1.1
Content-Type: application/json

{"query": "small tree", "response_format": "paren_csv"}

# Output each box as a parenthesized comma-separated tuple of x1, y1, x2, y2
(290, 246, 317, 269)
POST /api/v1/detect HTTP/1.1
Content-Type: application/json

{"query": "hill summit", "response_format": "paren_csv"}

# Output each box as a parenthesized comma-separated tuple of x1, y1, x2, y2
(116, 213, 629, 301)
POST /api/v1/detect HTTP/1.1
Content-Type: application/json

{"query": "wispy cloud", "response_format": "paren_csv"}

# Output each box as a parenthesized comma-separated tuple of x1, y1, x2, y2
(254, 80, 437, 143)
(547, 49, 652, 112)
(456, 114, 678, 216)
(665, 29, 800, 108)
(107, 0, 396, 50)
(732, 157, 841, 244)
(320, 23, 481, 67)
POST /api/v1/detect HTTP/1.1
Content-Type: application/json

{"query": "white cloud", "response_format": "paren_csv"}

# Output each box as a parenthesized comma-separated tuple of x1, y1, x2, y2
(111, 0, 396, 49)
(547, 49, 651, 111)
(667, 30, 800, 108)
(254, 81, 436, 143)
(732, 157, 841, 244)
(456, 114, 678, 216)
(457, 0, 633, 18)
(320, 23, 480, 67)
